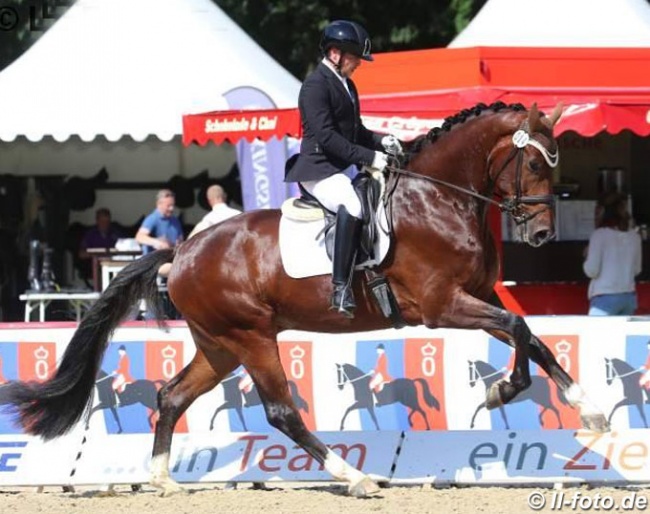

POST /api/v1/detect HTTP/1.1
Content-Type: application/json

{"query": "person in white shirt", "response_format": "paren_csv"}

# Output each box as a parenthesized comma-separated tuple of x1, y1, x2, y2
(583, 194, 642, 315)
(188, 184, 241, 239)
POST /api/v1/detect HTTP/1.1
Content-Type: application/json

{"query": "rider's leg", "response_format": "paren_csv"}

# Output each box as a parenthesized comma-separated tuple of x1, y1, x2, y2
(330, 205, 362, 317)
(301, 174, 362, 318)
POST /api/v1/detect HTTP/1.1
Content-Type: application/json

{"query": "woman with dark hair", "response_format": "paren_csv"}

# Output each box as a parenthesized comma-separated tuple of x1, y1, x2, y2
(583, 194, 642, 315)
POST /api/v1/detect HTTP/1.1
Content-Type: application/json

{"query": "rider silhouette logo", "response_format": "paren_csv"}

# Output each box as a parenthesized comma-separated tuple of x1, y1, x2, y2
(606, 335, 650, 429)
(90, 341, 184, 435)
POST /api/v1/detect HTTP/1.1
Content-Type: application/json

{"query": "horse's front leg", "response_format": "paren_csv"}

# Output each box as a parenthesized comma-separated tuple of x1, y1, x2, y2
(488, 332, 609, 433)
(430, 290, 532, 407)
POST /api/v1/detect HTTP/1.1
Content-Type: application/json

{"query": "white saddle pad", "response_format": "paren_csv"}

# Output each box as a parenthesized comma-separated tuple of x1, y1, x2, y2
(279, 204, 391, 279)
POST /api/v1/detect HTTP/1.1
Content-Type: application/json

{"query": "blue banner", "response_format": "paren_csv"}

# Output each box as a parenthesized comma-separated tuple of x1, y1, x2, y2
(224, 87, 298, 210)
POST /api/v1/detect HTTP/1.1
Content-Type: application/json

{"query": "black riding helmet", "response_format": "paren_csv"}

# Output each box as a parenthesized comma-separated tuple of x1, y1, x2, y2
(320, 20, 373, 62)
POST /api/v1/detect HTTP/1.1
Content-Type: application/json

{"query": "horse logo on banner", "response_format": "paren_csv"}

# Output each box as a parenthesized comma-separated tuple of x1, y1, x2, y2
(89, 342, 184, 435)
(335, 339, 441, 431)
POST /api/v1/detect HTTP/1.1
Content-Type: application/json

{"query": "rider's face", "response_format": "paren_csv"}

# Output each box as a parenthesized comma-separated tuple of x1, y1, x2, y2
(339, 52, 361, 78)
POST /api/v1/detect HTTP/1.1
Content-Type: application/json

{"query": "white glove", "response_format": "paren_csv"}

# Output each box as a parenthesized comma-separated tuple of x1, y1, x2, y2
(371, 151, 388, 171)
(381, 134, 403, 156)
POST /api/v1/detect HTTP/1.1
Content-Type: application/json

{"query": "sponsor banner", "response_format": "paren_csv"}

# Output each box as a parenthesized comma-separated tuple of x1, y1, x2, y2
(71, 431, 401, 485)
(224, 87, 294, 211)
(393, 428, 650, 485)
(0, 434, 84, 486)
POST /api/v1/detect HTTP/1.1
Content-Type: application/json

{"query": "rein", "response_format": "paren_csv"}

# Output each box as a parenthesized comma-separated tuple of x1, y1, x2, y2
(337, 367, 372, 386)
(385, 127, 558, 226)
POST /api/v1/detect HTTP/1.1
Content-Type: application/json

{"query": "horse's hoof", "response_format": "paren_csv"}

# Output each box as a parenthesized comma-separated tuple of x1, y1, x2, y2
(581, 414, 611, 433)
(485, 382, 503, 410)
(348, 477, 380, 498)
(151, 478, 186, 497)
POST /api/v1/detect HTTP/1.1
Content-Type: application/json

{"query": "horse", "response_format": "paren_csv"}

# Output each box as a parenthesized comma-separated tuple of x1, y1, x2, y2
(468, 360, 565, 429)
(605, 357, 648, 428)
(0, 101, 609, 498)
(86, 370, 165, 433)
(336, 363, 439, 430)
(209, 372, 309, 431)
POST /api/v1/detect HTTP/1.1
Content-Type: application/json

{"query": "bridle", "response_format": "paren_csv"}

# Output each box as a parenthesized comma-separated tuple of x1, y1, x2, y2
(385, 125, 559, 226)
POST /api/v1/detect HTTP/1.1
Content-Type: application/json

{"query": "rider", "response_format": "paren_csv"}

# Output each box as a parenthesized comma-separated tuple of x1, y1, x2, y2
(112, 345, 134, 406)
(284, 20, 402, 318)
(369, 343, 392, 406)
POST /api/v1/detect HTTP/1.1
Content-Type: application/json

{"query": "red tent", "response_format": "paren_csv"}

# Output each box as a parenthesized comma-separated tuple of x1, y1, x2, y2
(183, 47, 650, 145)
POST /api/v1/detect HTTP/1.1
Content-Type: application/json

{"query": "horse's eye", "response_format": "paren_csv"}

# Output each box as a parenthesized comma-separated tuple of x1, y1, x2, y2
(529, 160, 542, 173)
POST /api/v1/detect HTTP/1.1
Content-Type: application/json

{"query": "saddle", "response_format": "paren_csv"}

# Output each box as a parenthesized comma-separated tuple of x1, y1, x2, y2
(281, 171, 383, 264)
(280, 170, 404, 328)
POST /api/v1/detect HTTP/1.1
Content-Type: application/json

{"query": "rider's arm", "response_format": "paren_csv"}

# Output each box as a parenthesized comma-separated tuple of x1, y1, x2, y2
(300, 78, 376, 167)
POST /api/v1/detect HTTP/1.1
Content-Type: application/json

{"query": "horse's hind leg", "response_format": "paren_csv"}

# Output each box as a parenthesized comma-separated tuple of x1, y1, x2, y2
(239, 331, 379, 498)
(151, 338, 240, 496)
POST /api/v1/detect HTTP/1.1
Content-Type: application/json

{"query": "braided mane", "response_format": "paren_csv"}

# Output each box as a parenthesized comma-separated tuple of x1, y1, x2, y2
(407, 101, 526, 160)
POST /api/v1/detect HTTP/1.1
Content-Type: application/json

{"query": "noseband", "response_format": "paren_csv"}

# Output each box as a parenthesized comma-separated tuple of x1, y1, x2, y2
(386, 126, 558, 226)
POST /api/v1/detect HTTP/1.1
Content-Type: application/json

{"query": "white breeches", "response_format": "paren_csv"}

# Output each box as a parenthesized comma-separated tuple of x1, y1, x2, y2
(301, 173, 362, 219)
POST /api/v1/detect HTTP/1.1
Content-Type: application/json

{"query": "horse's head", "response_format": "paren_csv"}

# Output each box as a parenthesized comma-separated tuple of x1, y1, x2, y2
(488, 103, 562, 247)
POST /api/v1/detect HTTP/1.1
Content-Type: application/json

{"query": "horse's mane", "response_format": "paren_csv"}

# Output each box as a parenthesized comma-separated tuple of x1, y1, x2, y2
(406, 101, 527, 162)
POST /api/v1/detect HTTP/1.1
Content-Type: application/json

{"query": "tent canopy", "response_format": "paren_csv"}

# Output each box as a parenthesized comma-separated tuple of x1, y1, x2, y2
(0, 0, 300, 143)
(449, 0, 650, 48)
(184, 46, 650, 144)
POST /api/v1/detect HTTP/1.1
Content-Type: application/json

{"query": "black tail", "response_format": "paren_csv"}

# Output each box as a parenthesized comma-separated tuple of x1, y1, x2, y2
(1, 249, 174, 440)
(414, 378, 440, 410)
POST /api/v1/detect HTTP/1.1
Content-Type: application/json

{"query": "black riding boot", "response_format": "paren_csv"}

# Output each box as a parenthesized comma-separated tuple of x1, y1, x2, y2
(330, 205, 362, 318)
(40, 245, 57, 292)
(27, 240, 42, 291)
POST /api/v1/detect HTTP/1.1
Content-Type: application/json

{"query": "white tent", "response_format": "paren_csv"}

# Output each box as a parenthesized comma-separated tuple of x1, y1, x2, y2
(449, 0, 650, 48)
(0, 0, 300, 142)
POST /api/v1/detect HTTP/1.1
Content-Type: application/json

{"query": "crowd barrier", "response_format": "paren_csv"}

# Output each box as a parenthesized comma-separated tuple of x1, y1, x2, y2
(0, 317, 650, 487)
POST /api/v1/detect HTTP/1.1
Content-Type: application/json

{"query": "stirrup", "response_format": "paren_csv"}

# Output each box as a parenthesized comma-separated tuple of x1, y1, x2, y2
(330, 285, 356, 319)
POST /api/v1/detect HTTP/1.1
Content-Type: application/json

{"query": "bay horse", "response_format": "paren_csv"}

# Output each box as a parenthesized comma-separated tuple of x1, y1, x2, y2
(0, 102, 609, 498)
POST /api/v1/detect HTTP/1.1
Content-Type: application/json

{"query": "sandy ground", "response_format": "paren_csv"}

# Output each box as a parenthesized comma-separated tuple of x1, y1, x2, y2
(2, 483, 650, 514)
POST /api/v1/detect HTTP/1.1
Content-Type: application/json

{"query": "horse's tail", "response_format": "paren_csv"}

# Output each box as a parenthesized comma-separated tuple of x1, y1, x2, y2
(1, 249, 174, 440)
(414, 378, 440, 411)
(289, 381, 309, 414)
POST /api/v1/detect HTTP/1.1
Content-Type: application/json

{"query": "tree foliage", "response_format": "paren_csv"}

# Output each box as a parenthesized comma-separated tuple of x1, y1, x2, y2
(213, 0, 488, 79)
(0, 1, 488, 77)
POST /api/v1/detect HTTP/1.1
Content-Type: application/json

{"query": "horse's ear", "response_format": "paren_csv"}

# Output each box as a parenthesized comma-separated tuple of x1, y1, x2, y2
(547, 102, 563, 126)
(527, 103, 541, 131)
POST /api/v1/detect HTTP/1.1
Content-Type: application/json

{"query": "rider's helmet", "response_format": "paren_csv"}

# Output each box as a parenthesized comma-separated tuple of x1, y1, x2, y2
(319, 20, 373, 62)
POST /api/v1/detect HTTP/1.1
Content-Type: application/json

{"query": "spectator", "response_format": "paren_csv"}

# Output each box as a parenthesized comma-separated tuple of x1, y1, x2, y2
(79, 208, 122, 259)
(135, 189, 184, 258)
(583, 194, 642, 315)
(188, 184, 241, 239)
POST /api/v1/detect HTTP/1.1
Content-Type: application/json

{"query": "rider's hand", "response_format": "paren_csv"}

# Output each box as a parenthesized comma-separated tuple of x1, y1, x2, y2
(371, 151, 389, 172)
(381, 135, 403, 156)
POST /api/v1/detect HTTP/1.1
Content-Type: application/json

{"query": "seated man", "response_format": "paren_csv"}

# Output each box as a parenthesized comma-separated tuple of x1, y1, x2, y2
(77, 208, 122, 287)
